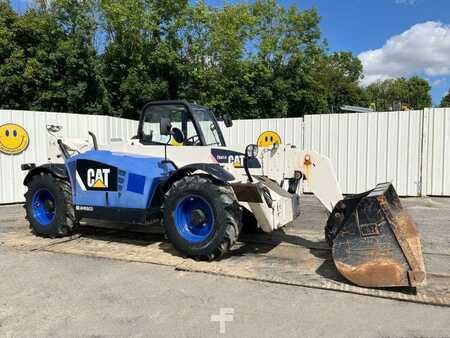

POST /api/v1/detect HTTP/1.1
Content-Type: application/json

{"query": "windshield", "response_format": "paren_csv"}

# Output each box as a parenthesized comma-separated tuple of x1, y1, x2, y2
(191, 106, 223, 146)
(140, 102, 225, 146)
(141, 104, 198, 145)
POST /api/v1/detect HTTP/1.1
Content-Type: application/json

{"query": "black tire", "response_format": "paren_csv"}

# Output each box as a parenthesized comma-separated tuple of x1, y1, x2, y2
(163, 174, 242, 260)
(24, 172, 75, 237)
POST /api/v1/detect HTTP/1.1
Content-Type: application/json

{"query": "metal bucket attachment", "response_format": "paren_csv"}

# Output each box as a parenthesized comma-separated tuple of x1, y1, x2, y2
(325, 183, 426, 288)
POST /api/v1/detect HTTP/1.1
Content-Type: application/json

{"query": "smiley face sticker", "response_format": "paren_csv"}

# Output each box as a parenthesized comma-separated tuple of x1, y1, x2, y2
(0, 123, 29, 155)
(257, 131, 282, 148)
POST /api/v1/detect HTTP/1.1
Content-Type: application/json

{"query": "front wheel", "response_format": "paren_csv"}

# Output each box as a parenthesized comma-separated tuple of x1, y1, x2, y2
(24, 173, 75, 237)
(163, 175, 242, 260)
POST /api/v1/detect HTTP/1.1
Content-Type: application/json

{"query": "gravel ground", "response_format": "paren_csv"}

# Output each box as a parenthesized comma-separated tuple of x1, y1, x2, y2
(0, 196, 449, 337)
(1, 247, 449, 338)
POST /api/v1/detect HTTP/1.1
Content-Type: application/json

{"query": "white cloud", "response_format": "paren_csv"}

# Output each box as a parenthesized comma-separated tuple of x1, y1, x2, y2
(358, 21, 450, 86)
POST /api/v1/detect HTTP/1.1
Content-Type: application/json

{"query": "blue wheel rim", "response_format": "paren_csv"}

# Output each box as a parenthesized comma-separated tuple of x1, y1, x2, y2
(173, 194, 214, 243)
(31, 189, 56, 225)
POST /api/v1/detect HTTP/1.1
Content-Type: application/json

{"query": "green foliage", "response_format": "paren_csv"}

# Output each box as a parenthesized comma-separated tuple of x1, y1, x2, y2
(0, 1, 433, 118)
(0, 0, 110, 113)
(365, 76, 432, 111)
(439, 90, 450, 108)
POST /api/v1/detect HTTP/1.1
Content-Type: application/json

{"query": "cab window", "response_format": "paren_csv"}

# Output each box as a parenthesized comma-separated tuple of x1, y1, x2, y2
(141, 104, 199, 145)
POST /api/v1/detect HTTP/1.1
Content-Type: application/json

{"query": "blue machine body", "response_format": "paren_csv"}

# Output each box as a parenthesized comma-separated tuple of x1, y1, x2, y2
(66, 150, 174, 210)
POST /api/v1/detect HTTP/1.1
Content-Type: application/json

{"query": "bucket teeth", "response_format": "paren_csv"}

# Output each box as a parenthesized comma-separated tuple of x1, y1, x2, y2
(326, 183, 426, 288)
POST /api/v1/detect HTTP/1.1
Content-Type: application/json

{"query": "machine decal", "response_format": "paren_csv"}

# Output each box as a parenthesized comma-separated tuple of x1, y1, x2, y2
(0, 123, 29, 155)
(76, 159, 118, 191)
(211, 149, 261, 168)
(75, 205, 94, 211)
(127, 173, 146, 194)
(257, 131, 281, 148)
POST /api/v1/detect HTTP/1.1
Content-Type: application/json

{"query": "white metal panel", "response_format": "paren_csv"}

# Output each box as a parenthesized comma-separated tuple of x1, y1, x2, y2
(303, 111, 423, 196)
(108, 116, 139, 141)
(422, 108, 450, 196)
(0, 110, 139, 204)
(223, 117, 304, 149)
(1, 108, 449, 204)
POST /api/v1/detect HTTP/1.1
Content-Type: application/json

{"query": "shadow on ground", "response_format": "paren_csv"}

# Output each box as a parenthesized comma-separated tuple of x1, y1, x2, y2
(76, 222, 349, 285)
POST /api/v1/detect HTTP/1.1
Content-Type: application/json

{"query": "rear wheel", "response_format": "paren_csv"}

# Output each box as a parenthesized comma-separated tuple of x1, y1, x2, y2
(24, 173, 75, 237)
(163, 175, 242, 260)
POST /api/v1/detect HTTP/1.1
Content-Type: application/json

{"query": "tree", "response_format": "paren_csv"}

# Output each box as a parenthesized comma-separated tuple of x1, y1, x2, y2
(364, 77, 431, 111)
(439, 90, 450, 108)
(307, 52, 367, 114)
(0, 2, 22, 109)
(2, 0, 432, 118)
(250, 1, 325, 117)
(407, 76, 432, 109)
(0, 0, 110, 113)
(100, 0, 192, 118)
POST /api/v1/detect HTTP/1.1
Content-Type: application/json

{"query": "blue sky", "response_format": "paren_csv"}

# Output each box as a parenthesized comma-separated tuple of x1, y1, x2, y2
(11, 0, 450, 104)
(208, 0, 450, 104)
(289, 0, 450, 104)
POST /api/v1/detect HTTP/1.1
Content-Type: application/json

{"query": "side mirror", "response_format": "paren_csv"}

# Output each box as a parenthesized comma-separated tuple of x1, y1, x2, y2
(171, 127, 185, 144)
(222, 114, 233, 128)
(160, 117, 172, 136)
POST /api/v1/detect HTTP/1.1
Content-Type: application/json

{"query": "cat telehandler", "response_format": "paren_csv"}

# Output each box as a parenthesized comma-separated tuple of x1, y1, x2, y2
(22, 100, 426, 288)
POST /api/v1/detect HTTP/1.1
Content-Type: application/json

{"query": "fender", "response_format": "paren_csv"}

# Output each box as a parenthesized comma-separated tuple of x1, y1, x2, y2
(163, 163, 234, 192)
(23, 163, 68, 185)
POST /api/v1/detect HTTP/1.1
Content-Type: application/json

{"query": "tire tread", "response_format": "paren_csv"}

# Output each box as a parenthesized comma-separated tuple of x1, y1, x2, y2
(164, 174, 242, 260)
(24, 172, 75, 237)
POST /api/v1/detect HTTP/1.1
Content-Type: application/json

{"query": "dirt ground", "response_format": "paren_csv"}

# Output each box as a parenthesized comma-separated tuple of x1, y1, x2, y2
(0, 195, 449, 337)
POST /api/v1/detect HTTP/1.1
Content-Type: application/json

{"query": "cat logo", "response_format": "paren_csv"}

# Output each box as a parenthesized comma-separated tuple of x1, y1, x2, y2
(211, 148, 261, 169)
(87, 168, 110, 188)
(76, 159, 118, 191)
(228, 154, 245, 168)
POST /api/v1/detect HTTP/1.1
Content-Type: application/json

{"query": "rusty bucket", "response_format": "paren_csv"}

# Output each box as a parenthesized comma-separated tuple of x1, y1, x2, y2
(325, 183, 426, 288)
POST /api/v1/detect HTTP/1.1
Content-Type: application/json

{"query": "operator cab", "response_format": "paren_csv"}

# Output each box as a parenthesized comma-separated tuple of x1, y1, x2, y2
(137, 101, 232, 147)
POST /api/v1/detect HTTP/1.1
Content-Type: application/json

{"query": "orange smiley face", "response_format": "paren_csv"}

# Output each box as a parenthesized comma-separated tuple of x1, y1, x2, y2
(0, 123, 29, 155)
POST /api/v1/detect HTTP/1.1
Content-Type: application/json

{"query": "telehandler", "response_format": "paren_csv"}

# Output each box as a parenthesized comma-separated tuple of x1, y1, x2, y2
(22, 101, 426, 288)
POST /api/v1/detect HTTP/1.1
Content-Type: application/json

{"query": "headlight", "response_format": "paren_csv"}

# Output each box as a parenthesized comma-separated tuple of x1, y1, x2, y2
(245, 144, 259, 158)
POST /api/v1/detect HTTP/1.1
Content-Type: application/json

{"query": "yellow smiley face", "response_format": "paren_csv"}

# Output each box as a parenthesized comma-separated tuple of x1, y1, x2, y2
(257, 131, 282, 148)
(0, 123, 29, 155)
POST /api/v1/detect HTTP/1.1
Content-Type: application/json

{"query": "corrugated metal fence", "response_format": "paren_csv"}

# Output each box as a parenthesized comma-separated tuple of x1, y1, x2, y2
(0, 110, 138, 204)
(303, 111, 424, 195)
(220, 117, 304, 148)
(422, 108, 450, 196)
(1, 108, 449, 203)
(225, 110, 450, 196)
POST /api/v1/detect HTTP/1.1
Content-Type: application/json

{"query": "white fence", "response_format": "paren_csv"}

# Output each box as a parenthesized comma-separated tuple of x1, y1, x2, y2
(0, 108, 449, 203)
(303, 111, 424, 195)
(220, 117, 304, 148)
(0, 110, 138, 204)
(422, 108, 450, 196)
